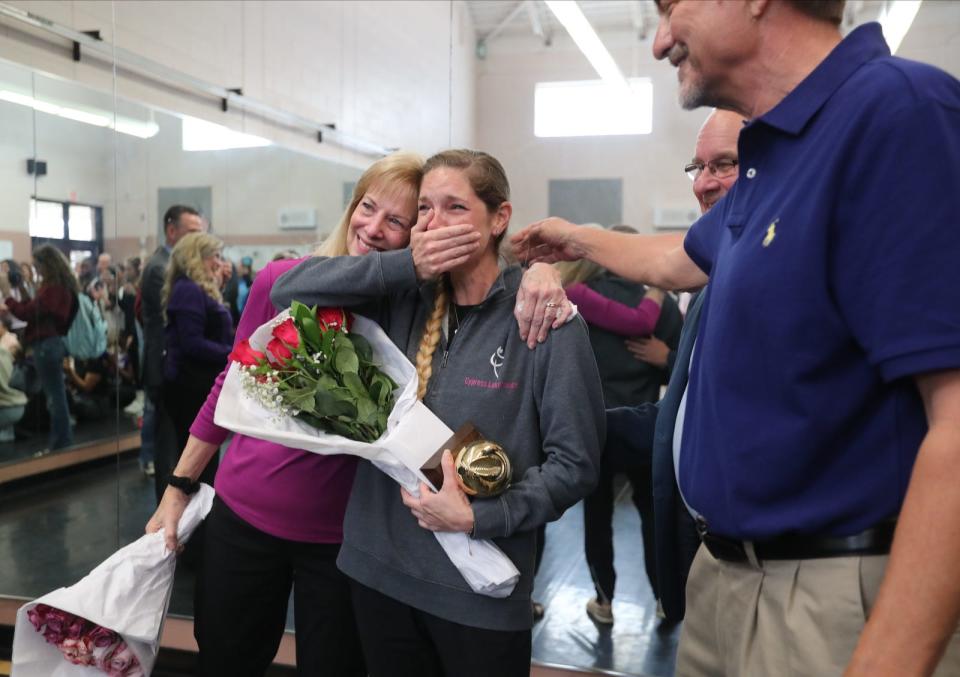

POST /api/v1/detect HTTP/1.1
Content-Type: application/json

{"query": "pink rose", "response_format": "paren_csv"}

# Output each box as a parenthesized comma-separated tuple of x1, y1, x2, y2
(59, 637, 95, 665)
(26, 606, 44, 631)
(317, 307, 352, 332)
(86, 624, 118, 648)
(267, 337, 293, 364)
(65, 615, 89, 639)
(229, 339, 267, 367)
(271, 317, 301, 348)
(105, 641, 141, 676)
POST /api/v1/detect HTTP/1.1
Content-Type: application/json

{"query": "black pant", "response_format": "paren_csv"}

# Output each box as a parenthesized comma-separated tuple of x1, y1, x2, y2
(161, 380, 219, 487)
(583, 441, 657, 603)
(350, 580, 531, 677)
(195, 498, 365, 677)
(147, 385, 180, 503)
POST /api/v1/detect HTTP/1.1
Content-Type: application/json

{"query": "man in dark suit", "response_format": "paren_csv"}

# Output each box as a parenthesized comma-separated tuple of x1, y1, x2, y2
(141, 205, 202, 501)
(604, 109, 741, 623)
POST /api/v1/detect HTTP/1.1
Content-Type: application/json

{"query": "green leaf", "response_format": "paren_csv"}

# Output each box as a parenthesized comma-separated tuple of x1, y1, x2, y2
(300, 315, 321, 348)
(351, 334, 373, 362)
(314, 389, 357, 418)
(342, 372, 368, 399)
(356, 398, 378, 425)
(321, 330, 335, 359)
(282, 386, 317, 414)
(291, 301, 311, 324)
(334, 344, 359, 374)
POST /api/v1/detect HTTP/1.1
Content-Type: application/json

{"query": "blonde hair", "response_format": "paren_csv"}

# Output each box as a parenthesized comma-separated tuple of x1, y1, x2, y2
(554, 223, 606, 286)
(315, 152, 424, 257)
(414, 149, 511, 400)
(162, 232, 224, 308)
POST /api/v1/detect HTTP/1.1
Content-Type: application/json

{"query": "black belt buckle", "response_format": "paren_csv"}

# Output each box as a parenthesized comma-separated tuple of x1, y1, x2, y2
(702, 532, 748, 563)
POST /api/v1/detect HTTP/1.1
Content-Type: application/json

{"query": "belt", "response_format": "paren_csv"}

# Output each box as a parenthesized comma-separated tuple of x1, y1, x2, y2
(698, 519, 897, 563)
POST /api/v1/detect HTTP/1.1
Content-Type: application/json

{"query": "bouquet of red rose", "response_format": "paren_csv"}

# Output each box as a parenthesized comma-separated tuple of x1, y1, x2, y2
(215, 305, 521, 599)
(25, 605, 142, 676)
(228, 302, 398, 443)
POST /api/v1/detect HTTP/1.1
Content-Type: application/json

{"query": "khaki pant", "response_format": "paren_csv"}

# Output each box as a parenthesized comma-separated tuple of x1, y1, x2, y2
(677, 543, 960, 676)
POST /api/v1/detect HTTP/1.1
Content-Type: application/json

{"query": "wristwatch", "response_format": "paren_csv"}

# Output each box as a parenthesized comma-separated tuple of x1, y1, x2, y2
(167, 474, 200, 495)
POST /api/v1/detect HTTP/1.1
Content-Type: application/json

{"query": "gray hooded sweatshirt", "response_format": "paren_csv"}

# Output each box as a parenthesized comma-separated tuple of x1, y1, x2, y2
(271, 250, 604, 631)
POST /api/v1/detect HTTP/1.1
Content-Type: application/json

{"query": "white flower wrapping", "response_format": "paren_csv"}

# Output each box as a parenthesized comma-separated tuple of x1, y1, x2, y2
(214, 311, 520, 598)
(12, 485, 215, 676)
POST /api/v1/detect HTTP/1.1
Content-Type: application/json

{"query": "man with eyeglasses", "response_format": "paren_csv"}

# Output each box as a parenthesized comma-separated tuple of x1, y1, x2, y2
(602, 108, 742, 630)
(513, 0, 960, 674)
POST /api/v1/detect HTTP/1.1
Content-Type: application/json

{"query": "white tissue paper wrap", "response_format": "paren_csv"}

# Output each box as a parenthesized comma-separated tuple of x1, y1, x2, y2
(214, 311, 519, 597)
(12, 484, 215, 676)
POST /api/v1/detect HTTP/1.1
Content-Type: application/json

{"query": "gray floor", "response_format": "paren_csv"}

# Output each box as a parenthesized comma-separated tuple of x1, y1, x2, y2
(0, 454, 679, 676)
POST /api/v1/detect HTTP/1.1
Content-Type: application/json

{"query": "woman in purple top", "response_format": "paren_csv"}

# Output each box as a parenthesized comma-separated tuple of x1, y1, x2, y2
(161, 231, 234, 486)
(147, 153, 424, 677)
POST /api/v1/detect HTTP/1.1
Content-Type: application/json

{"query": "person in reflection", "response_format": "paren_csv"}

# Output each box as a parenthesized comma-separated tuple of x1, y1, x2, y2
(0, 322, 27, 442)
(513, 0, 960, 673)
(555, 228, 681, 626)
(160, 232, 233, 483)
(0, 245, 78, 450)
(270, 149, 605, 677)
(141, 205, 203, 499)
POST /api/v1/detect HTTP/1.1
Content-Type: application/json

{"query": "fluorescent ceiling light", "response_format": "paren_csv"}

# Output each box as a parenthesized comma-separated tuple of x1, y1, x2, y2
(535, 78, 653, 137)
(0, 89, 159, 138)
(879, 0, 922, 55)
(544, 0, 628, 88)
(181, 115, 271, 151)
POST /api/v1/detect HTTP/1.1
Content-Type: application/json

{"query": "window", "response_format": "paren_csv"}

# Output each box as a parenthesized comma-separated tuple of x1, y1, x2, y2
(29, 198, 103, 260)
(534, 78, 653, 138)
(28, 199, 65, 239)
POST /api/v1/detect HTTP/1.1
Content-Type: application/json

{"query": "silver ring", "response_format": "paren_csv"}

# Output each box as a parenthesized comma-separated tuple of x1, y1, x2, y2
(545, 302, 560, 308)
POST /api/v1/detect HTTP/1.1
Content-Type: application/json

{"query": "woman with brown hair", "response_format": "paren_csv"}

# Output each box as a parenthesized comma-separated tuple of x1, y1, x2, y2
(1, 245, 79, 450)
(160, 231, 234, 483)
(271, 149, 605, 676)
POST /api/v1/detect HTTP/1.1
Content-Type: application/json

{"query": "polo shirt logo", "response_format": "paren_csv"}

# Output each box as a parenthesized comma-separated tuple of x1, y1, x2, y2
(763, 218, 779, 247)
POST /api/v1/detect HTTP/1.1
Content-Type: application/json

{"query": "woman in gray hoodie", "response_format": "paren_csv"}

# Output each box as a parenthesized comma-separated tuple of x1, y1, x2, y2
(271, 149, 604, 677)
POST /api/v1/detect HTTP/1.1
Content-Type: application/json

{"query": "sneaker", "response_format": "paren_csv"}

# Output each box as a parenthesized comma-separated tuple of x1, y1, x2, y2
(586, 597, 614, 625)
(141, 461, 155, 477)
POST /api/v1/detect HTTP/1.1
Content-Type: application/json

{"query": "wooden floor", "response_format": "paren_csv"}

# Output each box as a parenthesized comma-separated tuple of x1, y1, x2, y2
(1, 450, 676, 676)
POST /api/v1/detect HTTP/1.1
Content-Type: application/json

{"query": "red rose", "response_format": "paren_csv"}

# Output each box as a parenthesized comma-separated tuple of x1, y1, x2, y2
(267, 337, 293, 364)
(229, 339, 267, 367)
(271, 317, 301, 347)
(317, 307, 353, 332)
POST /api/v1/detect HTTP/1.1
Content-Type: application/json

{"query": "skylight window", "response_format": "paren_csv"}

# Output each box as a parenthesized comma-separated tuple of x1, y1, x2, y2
(534, 79, 653, 138)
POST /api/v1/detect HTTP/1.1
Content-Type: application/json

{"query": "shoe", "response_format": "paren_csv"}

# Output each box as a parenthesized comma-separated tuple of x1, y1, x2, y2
(586, 597, 614, 625)
(141, 461, 155, 477)
(532, 601, 545, 622)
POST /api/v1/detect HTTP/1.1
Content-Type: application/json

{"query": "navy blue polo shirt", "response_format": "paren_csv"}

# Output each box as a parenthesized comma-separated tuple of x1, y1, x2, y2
(680, 23, 960, 540)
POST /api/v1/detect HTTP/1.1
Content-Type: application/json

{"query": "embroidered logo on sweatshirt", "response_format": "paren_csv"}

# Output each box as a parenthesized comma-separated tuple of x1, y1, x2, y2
(490, 346, 505, 379)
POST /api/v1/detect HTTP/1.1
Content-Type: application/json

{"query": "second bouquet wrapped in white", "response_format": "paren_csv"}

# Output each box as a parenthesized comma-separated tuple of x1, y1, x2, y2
(214, 303, 519, 598)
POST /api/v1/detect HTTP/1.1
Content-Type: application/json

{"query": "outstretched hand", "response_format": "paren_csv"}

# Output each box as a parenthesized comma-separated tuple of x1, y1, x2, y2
(400, 450, 475, 533)
(510, 217, 588, 266)
(410, 216, 481, 281)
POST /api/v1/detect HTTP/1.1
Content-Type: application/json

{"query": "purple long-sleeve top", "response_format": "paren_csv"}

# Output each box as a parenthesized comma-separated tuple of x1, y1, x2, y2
(566, 282, 662, 336)
(189, 258, 358, 543)
(163, 277, 234, 383)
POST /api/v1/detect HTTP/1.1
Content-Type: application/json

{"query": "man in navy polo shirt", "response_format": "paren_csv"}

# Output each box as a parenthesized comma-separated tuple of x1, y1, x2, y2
(512, 1, 960, 674)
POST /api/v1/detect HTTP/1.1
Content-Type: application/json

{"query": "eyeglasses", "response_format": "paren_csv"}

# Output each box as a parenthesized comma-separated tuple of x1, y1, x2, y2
(684, 158, 738, 181)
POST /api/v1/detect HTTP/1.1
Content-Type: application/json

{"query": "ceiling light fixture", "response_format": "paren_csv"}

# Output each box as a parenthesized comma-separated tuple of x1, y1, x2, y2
(878, 0, 922, 55)
(543, 0, 628, 88)
(0, 89, 159, 138)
